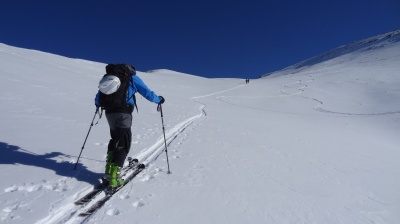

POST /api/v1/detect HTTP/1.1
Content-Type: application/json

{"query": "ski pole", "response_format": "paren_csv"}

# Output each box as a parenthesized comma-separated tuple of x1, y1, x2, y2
(158, 104, 171, 174)
(74, 108, 99, 170)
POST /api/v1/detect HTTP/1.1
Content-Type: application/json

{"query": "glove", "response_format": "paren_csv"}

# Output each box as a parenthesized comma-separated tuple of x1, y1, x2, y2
(159, 96, 165, 104)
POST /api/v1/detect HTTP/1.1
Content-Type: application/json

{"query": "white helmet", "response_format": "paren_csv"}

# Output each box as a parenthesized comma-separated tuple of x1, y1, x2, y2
(98, 75, 121, 94)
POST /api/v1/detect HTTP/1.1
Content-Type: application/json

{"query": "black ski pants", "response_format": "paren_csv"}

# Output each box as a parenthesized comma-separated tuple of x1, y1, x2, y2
(105, 113, 132, 167)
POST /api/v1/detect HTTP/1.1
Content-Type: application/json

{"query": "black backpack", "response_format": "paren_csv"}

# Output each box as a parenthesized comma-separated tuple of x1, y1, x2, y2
(99, 64, 136, 112)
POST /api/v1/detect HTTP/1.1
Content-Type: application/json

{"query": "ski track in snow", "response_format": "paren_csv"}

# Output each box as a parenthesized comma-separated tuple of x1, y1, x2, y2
(133, 84, 245, 174)
(217, 78, 400, 117)
(31, 84, 244, 224)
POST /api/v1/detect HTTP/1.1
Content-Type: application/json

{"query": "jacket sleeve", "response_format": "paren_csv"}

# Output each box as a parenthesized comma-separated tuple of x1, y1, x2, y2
(133, 75, 161, 104)
(95, 91, 100, 106)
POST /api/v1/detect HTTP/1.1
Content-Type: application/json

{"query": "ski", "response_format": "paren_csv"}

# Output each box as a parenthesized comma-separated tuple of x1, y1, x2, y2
(78, 163, 146, 217)
(74, 157, 139, 206)
(74, 182, 107, 206)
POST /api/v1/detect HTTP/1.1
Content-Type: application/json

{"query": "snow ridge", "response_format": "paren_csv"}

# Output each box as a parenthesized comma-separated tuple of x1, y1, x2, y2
(261, 29, 400, 78)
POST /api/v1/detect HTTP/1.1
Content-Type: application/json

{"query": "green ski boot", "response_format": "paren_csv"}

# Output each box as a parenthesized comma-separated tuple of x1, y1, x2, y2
(108, 164, 124, 189)
(101, 152, 114, 184)
(105, 152, 113, 175)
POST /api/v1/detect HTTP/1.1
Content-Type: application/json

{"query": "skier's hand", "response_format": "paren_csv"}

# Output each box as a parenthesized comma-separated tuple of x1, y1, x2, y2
(159, 96, 165, 104)
(157, 96, 165, 112)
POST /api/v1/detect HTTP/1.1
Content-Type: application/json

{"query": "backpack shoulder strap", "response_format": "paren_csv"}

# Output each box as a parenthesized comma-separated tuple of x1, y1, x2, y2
(127, 76, 139, 113)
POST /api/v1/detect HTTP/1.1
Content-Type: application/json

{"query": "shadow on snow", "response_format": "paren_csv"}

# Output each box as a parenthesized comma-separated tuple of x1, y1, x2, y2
(0, 141, 103, 185)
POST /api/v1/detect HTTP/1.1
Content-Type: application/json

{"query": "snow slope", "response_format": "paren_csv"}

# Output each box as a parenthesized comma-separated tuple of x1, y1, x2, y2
(1, 30, 400, 224)
(261, 30, 400, 78)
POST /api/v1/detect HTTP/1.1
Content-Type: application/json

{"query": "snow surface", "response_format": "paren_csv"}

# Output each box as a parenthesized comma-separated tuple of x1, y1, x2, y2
(1, 30, 400, 224)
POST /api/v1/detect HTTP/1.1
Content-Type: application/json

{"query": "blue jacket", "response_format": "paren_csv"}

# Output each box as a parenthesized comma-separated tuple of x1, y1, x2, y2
(95, 75, 161, 112)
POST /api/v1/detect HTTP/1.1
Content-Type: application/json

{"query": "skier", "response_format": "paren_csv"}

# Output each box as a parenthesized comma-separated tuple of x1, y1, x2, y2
(95, 64, 165, 189)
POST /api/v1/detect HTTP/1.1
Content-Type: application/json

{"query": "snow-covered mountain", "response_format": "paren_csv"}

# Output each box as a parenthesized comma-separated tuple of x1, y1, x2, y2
(261, 30, 400, 78)
(0, 30, 399, 224)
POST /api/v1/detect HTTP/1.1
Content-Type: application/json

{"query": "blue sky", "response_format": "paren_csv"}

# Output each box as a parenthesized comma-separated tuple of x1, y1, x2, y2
(1, 0, 399, 79)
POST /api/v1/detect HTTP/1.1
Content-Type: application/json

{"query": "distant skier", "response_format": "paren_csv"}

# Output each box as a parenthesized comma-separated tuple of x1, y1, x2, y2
(95, 64, 165, 189)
